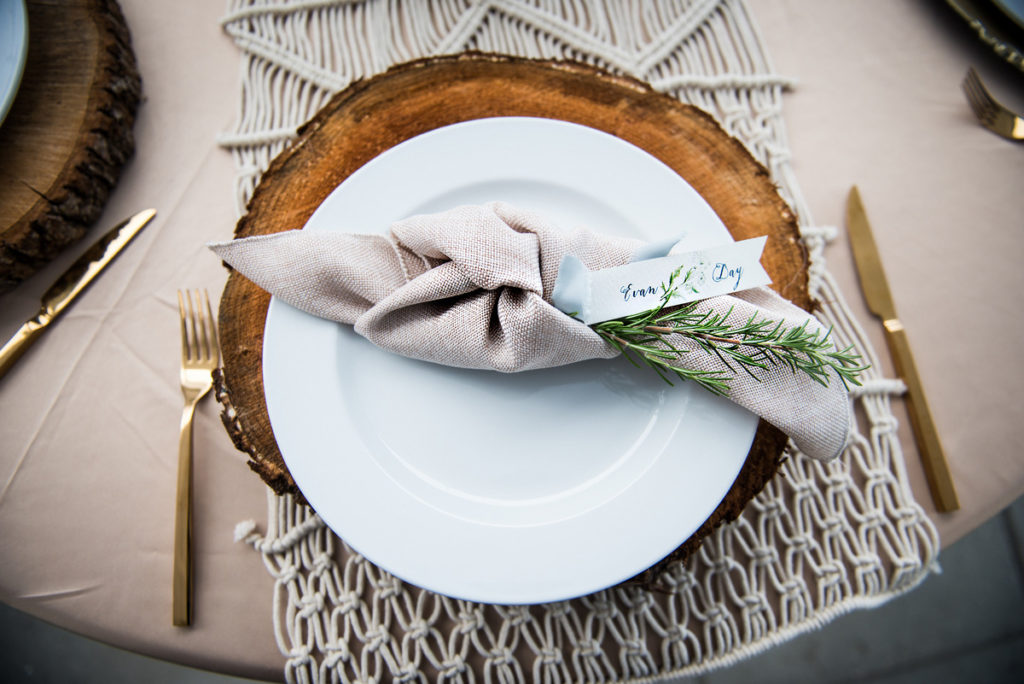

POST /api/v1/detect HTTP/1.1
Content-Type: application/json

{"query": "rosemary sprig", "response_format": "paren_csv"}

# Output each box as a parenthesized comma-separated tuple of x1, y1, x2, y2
(592, 267, 868, 396)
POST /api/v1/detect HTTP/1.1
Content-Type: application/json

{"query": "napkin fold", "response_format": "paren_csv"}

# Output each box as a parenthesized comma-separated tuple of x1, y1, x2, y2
(210, 202, 851, 461)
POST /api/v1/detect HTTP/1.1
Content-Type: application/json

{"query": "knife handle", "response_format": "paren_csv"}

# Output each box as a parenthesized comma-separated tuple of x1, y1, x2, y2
(883, 320, 960, 512)
(0, 319, 47, 380)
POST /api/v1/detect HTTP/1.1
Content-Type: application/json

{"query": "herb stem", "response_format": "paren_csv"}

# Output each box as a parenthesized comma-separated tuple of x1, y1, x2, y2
(592, 265, 869, 393)
(644, 325, 747, 346)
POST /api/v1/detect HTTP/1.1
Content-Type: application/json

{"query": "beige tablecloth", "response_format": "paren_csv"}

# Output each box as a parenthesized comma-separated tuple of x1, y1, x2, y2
(0, 0, 1021, 680)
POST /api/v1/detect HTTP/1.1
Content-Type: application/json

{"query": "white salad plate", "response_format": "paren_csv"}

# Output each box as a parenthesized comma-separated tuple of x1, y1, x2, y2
(262, 117, 758, 605)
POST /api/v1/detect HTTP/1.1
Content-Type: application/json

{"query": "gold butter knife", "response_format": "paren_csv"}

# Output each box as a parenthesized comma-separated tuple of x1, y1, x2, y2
(0, 209, 157, 380)
(846, 187, 959, 512)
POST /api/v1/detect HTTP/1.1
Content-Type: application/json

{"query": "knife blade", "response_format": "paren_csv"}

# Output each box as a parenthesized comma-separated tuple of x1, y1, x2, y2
(0, 209, 157, 380)
(846, 187, 959, 512)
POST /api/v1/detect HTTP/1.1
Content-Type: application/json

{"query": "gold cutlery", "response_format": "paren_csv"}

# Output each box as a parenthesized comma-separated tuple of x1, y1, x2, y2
(846, 186, 959, 512)
(962, 67, 1024, 141)
(0, 209, 157, 379)
(173, 289, 220, 626)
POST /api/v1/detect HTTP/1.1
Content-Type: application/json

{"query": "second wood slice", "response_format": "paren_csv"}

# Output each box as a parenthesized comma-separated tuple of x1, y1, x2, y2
(0, 0, 141, 293)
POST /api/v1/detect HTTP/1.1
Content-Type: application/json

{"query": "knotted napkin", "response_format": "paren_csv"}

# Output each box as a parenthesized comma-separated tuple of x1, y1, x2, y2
(210, 202, 851, 461)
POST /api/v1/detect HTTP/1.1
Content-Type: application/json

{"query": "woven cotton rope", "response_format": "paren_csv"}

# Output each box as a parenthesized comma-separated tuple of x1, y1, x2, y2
(218, 1, 940, 681)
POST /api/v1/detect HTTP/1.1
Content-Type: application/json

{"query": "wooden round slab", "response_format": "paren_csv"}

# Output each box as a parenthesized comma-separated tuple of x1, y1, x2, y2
(0, 0, 141, 293)
(214, 53, 809, 575)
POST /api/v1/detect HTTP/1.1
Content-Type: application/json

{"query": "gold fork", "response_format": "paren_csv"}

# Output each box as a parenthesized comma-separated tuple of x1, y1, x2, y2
(962, 67, 1024, 141)
(173, 289, 220, 626)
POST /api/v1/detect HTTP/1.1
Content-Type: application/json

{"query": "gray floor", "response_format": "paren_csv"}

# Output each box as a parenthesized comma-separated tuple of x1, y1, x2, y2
(2, 497, 1023, 683)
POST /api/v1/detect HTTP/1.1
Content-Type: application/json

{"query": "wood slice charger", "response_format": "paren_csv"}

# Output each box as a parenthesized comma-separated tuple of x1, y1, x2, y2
(215, 54, 811, 588)
(0, 0, 141, 293)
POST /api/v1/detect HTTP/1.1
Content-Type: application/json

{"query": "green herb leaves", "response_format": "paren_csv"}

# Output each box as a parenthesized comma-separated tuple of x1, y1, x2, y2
(592, 267, 868, 396)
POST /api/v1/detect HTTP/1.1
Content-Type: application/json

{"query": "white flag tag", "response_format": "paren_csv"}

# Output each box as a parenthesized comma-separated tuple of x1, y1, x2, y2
(552, 236, 771, 325)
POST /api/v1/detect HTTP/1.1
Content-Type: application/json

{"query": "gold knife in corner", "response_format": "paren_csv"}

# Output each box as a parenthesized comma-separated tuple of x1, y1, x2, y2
(846, 187, 959, 512)
(0, 209, 157, 380)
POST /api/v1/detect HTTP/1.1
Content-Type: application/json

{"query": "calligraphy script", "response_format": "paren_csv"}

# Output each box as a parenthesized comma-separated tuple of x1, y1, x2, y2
(619, 283, 659, 302)
(711, 262, 743, 290)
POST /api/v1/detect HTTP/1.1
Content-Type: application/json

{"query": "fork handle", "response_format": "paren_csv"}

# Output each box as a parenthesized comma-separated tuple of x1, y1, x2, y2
(172, 399, 198, 626)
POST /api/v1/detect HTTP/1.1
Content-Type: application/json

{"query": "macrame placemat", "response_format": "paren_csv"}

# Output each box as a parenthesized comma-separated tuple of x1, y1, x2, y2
(216, 1, 940, 682)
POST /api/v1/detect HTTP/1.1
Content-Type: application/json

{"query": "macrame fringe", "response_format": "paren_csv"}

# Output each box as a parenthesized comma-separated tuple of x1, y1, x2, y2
(219, 1, 939, 682)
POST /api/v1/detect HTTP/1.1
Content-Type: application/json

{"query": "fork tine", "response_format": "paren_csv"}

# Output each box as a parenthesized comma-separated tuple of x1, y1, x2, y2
(177, 290, 190, 364)
(963, 66, 975, 92)
(970, 100, 988, 124)
(963, 70, 984, 107)
(966, 70, 995, 115)
(199, 290, 213, 362)
(188, 290, 201, 362)
(190, 290, 206, 361)
(970, 69, 998, 111)
(964, 67, 981, 96)
(188, 291, 198, 362)
(202, 289, 219, 363)
(963, 70, 998, 126)
(963, 79, 982, 117)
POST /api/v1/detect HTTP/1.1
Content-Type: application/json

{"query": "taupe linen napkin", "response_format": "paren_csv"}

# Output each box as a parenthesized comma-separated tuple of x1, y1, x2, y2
(210, 202, 851, 460)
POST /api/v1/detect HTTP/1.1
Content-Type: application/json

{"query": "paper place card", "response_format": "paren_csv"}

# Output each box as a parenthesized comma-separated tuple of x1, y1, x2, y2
(552, 236, 770, 324)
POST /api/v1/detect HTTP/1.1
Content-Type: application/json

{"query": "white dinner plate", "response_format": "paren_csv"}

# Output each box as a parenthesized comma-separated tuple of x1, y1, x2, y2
(262, 117, 758, 605)
(0, 0, 28, 127)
